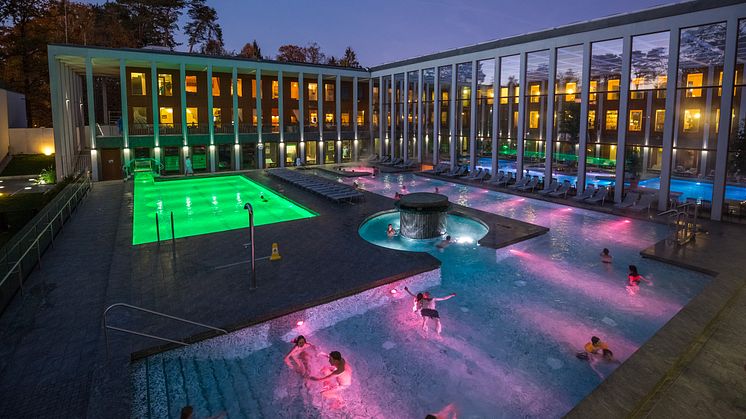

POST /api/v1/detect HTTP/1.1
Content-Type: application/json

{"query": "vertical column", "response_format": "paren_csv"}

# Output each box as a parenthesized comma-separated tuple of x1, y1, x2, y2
(150, 62, 159, 148)
(279, 70, 285, 167)
(659, 30, 681, 211)
(353, 76, 359, 160)
(119, 59, 129, 152)
(318, 73, 323, 161)
(544, 48, 556, 183)
(180, 63, 188, 146)
(85, 57, 99, 181)
(492, 55, 500, 175)
(390, 75, 396, 158)
(516, 52, 527, 180)
(379, 76, 385, 157)
(368, 79, 374, 154)
(206, 64, 215, 171)
(403, 72, 409, 161)
(577, 42, 592, 192)
(449, 63, 457, 168)
(712, 17, 739, 220)
(433, 71, 440, 165)
(256, 68, 263, 168)
(336, 74, 341, 163)
(613, 37, 632, 203)
(417, 69, 424, 163)
(470, 60, 478, 172)
(299, 72, 305, 163)
(49, 56, 64, 179)
(232, 67, 240, 169)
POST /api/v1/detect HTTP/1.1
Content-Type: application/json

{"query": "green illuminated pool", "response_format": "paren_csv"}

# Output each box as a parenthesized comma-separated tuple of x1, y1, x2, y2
(132, 174, 316, 245)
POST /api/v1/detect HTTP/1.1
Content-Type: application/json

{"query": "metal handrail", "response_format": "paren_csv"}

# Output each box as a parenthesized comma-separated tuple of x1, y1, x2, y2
(0, 174, 92, 294)
(102, 303, 228, 357)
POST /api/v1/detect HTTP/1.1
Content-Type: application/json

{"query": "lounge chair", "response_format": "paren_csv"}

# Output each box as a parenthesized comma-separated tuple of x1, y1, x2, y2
(444, 165, 468, 178)
(508, 175, 530, 190)
(465, 168, 482, 180)
(572, 185, 596, 201)
(473, 169, 489, 182)
(367, 154, 379, 163)
(628, 193, 656, 212)
(378, 155, 391, 164)
(516, 176, 540, 191)
(434, 163, 450, 174)
(487, 171, 505, 185)
(538, 179, 560, 195)
(383, 157, 403, 166)
(585, 186, 609, 205)
(548, 181, 572, 198)
(496, 172, 513, 186)
(615, 192, 639, 209)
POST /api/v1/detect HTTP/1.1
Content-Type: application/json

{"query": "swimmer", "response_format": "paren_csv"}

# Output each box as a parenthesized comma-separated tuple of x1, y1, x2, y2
(436, 235, 452, 250)
(260, 192, 268, 202)
(395, 192, 402, 201)
(426, 403, 458, 419)
(387, 223, 397, 238)
(402, 185, 407, 192)
(627, 265, 650, 286)
(419, 291, 456, 335)
(180, 405, 226, 419)
(284, 335, 316, 376)
(309, 351, 352, 409)
(403, 286, 425, 314)
(434, 187, 439, 194)
(353, 180, 360, 190)
(600, 248, 612, 263)
(576, 336, 613, 361)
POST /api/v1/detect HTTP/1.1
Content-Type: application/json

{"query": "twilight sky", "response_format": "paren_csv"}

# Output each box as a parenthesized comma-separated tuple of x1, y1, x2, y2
(88, 0, 675, 66)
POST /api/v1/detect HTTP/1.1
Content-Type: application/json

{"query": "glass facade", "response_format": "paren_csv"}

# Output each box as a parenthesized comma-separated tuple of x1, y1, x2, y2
(553, 45, 583, 183)
(499, 55, 520, 170)
(456, 62, 472, 166)
(524, 50, 550, 175)
(438, 65, 452, 161)
(476, 59, 495, 168)
(726, 20, 746, 220)
(423, 68, 436, 164)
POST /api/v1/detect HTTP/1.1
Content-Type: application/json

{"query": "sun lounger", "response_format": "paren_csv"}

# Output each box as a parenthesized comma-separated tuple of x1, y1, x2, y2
(443, 165, 467, 178)
(472, 169, 489, 182)
(572, 185, 596, 201)
(628, 193, 656, 212)
(538, 179, 560, 195)
(465, 168, 482, 180)
(585, 186, 608, 205)
(548, 181, 572, 198)
(496, 172, 513, 186)
(615, 192, 639, 209)
(516, 176, 540, 191)
(508, 175, 530, 189)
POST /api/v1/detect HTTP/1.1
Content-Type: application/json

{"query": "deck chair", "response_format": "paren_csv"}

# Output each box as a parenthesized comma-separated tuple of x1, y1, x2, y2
(615, 192, 640, 209)
(585, 186, 609, 205)
(548, 181, 572, 198)
(538, 179, 560, 195)
(572, 185, 596, 201)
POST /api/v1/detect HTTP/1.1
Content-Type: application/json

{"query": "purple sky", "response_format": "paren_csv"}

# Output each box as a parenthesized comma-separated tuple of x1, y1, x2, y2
(86, 0, 673, 66)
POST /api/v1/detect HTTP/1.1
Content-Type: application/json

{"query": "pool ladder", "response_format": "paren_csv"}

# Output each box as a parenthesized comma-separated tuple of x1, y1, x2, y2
(102, 303, 228, 359)
(658, 202, 698, 246)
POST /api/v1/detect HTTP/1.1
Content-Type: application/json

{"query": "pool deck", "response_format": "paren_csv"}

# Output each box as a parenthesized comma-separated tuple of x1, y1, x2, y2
(567, 221, 746, 418)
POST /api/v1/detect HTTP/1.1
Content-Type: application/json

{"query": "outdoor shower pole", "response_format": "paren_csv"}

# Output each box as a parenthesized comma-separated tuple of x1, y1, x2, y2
(244, 202, 256, 289)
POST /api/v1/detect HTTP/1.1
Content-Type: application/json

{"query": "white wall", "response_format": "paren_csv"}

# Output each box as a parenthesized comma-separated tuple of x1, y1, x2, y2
(0, 90, 9, 161)
(9, 128, 54, 155)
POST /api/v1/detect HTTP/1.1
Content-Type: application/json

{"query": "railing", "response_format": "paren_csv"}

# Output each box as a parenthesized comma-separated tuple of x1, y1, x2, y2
(0, 173, 92, 312)
(102, 303, 228, 357)
(658, 202, 698, 246)
(187, 124, 209, 135)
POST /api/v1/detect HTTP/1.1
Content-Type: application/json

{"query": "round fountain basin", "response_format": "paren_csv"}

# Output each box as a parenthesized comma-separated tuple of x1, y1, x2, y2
(395, 192, 451, 239)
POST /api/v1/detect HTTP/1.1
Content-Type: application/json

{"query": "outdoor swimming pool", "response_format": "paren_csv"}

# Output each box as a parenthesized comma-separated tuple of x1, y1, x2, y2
(133, 172, 709, 418)
(132, 174, 316, 245)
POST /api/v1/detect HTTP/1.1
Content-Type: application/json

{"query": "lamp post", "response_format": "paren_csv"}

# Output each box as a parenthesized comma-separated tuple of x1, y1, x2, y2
(244, 202, 256, 289)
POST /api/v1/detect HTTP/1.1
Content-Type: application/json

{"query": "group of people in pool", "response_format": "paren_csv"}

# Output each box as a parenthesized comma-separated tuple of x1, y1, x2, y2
(599, 248, 652, 293)
(386, 224, 453, 250)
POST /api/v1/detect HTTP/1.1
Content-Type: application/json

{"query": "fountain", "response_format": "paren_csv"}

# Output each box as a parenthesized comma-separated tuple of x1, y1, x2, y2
(395, 192, 450, 239)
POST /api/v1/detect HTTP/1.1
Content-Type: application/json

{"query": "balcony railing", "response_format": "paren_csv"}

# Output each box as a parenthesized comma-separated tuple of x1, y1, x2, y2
(214, 125, 233, 134)
(238, 124, 257, 133)
(187, 124, 209, 135)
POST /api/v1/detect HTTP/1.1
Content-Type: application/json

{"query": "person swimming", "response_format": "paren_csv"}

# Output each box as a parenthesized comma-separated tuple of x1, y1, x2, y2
(387, 224, 397, 238)
(434, 187, 439, 194)
(418, 291, 456, 335)
(284, 335, 316, 376)
(403, 286, 425, 314)
(426, 403, 458, 419)
(260, 192, 268, 202)
(577, 336, 613, 361)
(308, 351, 352, 409)
(436, 235, 452, 250)
(600, 248, 612, 263)
(627, 265, 650, 286)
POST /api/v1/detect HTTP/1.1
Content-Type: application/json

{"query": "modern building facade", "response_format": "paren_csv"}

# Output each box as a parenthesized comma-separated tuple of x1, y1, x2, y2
(49, 0, 746, 221)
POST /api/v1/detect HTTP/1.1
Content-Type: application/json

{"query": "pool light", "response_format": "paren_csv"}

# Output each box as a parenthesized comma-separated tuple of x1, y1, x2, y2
(390, 289, 398, 295)
(296, 320, 304, 326)
(24, 187, 32, 190)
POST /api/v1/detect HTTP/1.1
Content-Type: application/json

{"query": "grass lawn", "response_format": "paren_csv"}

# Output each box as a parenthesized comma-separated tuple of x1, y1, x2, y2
(0, 179, 68, 248)
(1, 154, 55, 176)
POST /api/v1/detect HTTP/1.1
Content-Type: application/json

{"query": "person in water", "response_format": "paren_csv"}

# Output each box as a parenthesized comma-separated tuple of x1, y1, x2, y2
(600, 248, 612, 263)
(426, 403, 458, 419)
(577, 336, 613, 361)
(260, 192, 268, 202)
(627, 265, 650, 286)
(436, 235, 452, 250)
(434, 187, 439, 194)
(395, 192, 402, 201)
(403, 286, 424, 314)
(180, 405, 225, 419)
(387, 224, 397, 238)
(284, 335, 316, 376)
(308, 351, 352, 408)
(418, 291, 456, 335)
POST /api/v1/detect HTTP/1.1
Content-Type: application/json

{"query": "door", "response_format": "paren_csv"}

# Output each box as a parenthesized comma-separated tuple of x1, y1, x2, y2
(101, 148, 122, 180)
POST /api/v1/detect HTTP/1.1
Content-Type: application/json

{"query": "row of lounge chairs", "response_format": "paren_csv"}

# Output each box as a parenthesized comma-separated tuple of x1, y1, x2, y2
(268, 169, 364, 203)
(368, 154, 417, 171)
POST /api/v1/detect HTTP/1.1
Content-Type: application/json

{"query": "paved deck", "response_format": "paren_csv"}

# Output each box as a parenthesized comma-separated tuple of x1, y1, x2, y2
(568, 222, 746, 418)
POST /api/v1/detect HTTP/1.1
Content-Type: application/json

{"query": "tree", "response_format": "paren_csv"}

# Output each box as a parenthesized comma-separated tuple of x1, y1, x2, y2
(326, 56, 338, 66)
(338, 46, 360, 68)
(184, 0, 223, 54)
(304, 42, 325, 64)
(239, 39, 261, 59)
(115, 0, 185, 49)
(276, 44, 306, 63)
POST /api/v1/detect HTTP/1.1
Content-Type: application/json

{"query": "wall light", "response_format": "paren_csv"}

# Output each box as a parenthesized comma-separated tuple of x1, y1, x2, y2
(42, 147, 54, 156)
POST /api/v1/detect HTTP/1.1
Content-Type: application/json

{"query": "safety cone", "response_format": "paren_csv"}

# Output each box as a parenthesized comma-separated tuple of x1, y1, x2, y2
(270, 242, 282, 261)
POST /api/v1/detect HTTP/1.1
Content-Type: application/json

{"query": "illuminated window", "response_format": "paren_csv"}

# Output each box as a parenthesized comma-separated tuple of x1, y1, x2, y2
(564, 82, 577, 102)
(628, 110, 643, 131)
(324, 84, 334, 101)
(252, 109, 258, 124)
(186, 107, 198, 126)
(530, 84, 540, 103)
(654, 109, 665, 132)
(589, 81, 597, 102)
(132, 107, 148, 124)
(131, 72, 147, 96)
(686, 73, 703, 97)
(251, 79, 256, 98)
(513, 111, 518, 129)
(630, 77, 644, 99)
(607, 79, 619, 100)
(272, 80, 279, 99)
(308, 83, 318, 101)
(461, 86, 471, 101)
(158, 74, 173, 96)
(186, 76, 197, 93)
(213, 108, 222, 127)
(341, 113, 350, 125)
(441, 91, 449, 101)
(230, 79, 243, 97)
(500, 87, 508, 104)
(290, 82, 299, 99)
(683, 109, 700, 132)
(514, 86, 519, 103)
(605, 110, 618, 130)
(325, 113, 334, 123)
(310, 110, 318, 125)
(271, 108, 279, 126)
(529, 111, 540, 129)
(159, 107, 173, 126)
(588, 110, 596, 129)
(715, 108, 720, 133)
(212, 77, 220, 96)
(357, 111, 365, 125)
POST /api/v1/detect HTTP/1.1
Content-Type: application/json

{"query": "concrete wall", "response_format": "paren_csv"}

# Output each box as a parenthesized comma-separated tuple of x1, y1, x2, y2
(9, 128, 55, 155)
(6, 90, 27, 128)
(0, 90, 9, 161)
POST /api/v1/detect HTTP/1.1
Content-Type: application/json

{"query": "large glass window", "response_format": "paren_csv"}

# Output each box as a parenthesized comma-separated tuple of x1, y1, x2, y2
(159, 107, 174, 127)
(553, 45, 583, 184)
(158, 74, 173, 96)
(131, 72, 147, 96)
(185, 76, 197, 93)
(422, 68, 435, 164)
(725, 20, 746, 221)
(406, 71, 419, 159)
(438, 66, 451, 161)
(212, 76, 221, 96)
(523, 50, 549, 175)
(456, 63, 472, 166)
(498, 55, 520, 172)
(476, 59, 494, 168)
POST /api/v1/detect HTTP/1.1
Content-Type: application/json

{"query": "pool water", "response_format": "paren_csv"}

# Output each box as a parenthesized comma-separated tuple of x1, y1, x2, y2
(132, 174, 316, 245)
(134, 172, 709, 418)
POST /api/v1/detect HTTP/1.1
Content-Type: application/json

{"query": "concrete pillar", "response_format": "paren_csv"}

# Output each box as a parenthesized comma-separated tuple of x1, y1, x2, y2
(379, 76, 385, 157)
(433, 70, 440, 166)
(577, 43, 591, 192)
(403, 72, 409, 161)
(207, 64, 215, 171)
(336, 74, 341, 163)
(119, 59, 129, 153)
(417, 69, 424, 163)
(299, 72, 305, 163)
(279, 71, 285, 167)
(353, 76, 358, 160)
(492, 55, 500, 176)
(318, 73, 323, 161)
(613, 38, 632, 203)
(516, 53, 527, 180)
(49, 56, 64, 180)
(180, 63, 188, 147)
(391, 75, 396, 158)
(544, 49, 556, 183)
(450, 64, 457, 168)
(85, 57, 99, 181)
(256, 69, 263, 168)
(470, 60, 478, 172)
(232, 66, 239, 170)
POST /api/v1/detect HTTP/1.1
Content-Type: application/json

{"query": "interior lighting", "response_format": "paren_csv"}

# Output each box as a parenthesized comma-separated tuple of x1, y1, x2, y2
(694, 112, 701, 119)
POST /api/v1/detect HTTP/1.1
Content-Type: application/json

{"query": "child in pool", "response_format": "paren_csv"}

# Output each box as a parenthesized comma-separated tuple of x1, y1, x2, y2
(284, 335, 316, 376)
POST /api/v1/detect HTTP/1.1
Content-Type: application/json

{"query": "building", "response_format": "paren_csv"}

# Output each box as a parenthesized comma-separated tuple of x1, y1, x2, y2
(48, 0, 746, 221)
